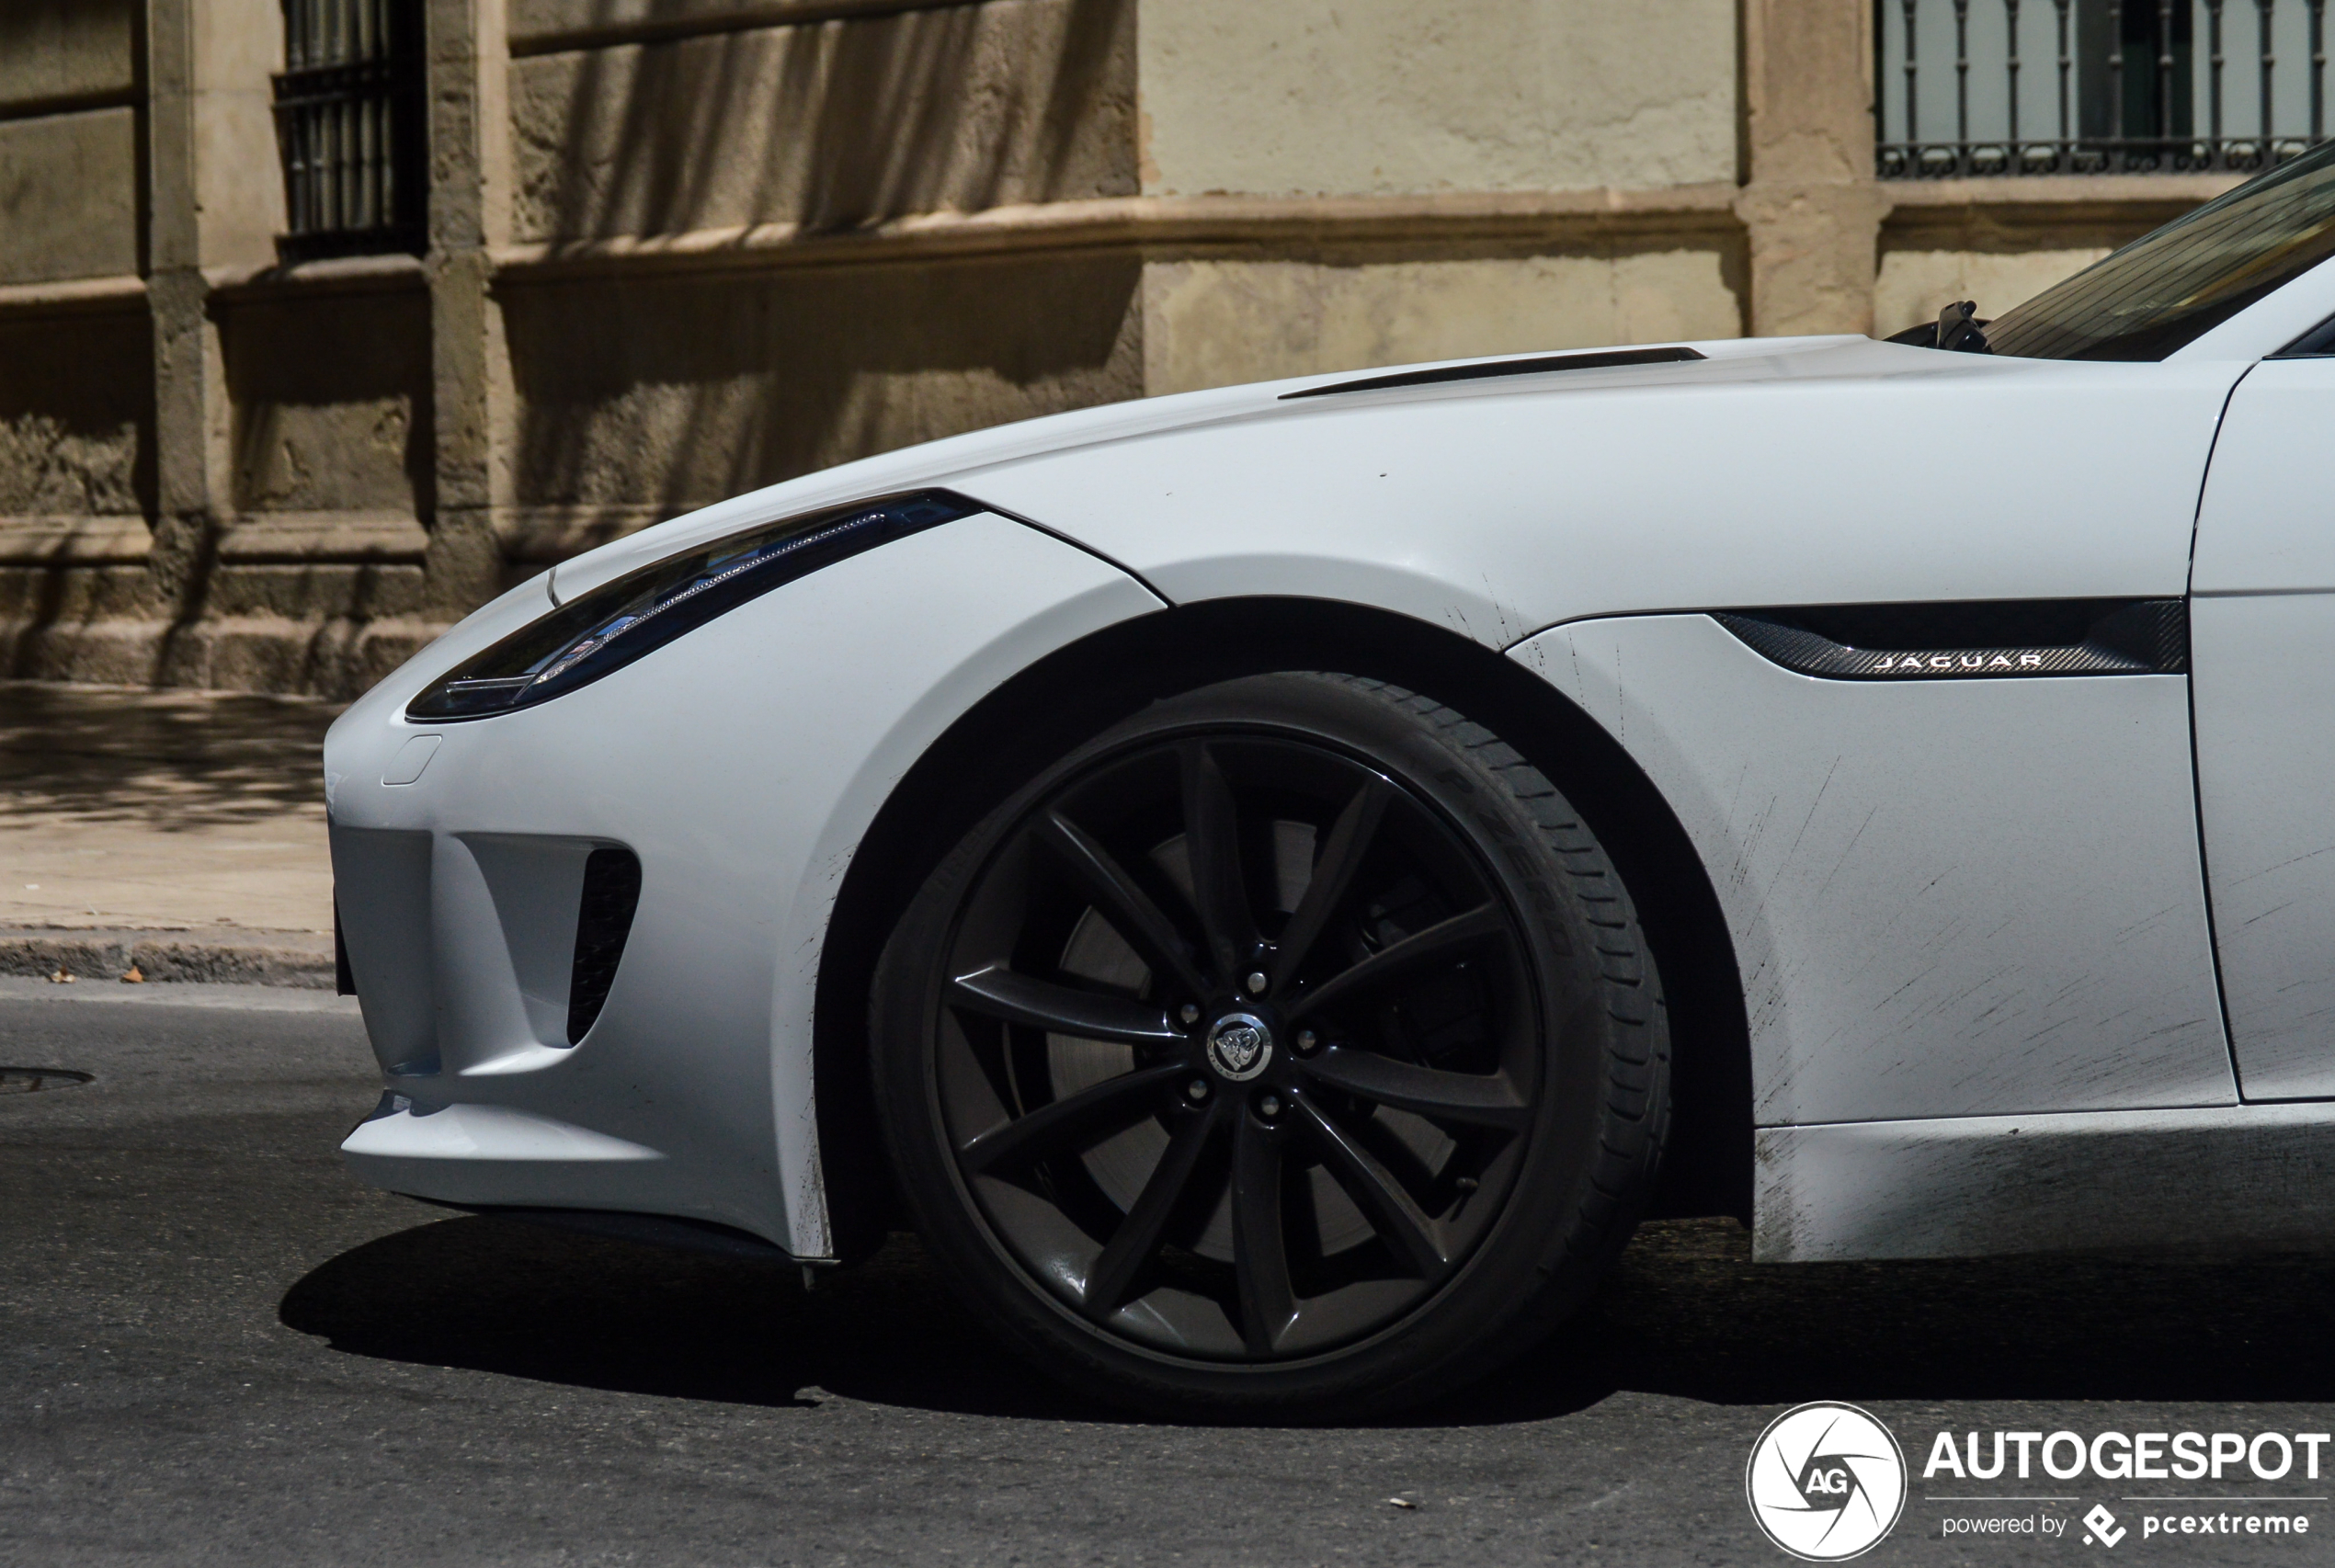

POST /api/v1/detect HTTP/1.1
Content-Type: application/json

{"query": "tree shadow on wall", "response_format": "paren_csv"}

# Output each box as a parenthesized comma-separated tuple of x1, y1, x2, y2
(534, 0, 1133, 242)
(512, 0, 1143, 520)
(506, 251, 1145, 515)
(279, 1214, 2335, 1427)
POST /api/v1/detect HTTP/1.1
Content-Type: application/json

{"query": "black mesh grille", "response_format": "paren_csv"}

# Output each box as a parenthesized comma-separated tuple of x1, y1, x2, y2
(568, 848, 642, 1045)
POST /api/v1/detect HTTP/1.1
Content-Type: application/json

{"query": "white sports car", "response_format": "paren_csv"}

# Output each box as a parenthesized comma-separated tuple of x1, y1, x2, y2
(327, 145, 2335, 1418)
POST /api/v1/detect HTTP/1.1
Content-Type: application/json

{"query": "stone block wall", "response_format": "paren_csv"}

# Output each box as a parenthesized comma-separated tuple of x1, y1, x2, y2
(0, 0, 2235, 696)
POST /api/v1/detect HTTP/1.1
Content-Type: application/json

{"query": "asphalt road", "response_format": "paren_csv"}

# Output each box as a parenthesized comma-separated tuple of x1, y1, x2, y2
(6, 982, 2335, 1566)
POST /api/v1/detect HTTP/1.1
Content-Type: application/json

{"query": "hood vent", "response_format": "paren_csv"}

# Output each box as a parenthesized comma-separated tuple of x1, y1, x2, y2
(1281, 345, 1706, 400)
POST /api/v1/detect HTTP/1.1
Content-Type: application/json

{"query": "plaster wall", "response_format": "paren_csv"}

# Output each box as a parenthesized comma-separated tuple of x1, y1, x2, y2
(0, 312, 150, 519)
(510, 0, 1135, 241)
(0, 110, 141, 285)
(199, 563, 428, 620)
(509, 0, 961, 40)
(1138, 0, 1737, 198)
(0, 565, 153, 624)
(222, 290, 435, 517)
(191, 0, 285, 271)
(0, 0, 137, 107)
(1873, 247, 2110, 339)
(1142, 249, 1745, 394)
(505, 253, 1143, 508)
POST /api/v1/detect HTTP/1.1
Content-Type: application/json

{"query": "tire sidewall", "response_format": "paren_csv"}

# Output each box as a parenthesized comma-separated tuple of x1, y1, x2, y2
(870, 672, 1660, 1419)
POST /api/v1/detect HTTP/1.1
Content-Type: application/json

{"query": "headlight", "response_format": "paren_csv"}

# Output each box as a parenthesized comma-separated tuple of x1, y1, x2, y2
(407, 490, 983, 722)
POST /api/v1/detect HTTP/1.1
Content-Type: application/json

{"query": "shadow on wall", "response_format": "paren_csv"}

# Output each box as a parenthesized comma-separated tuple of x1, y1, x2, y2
(504, 0, 1145, 518)
(222, 289, 435, 519)
(507, 254, 1144, 511)
(522, 0, 1136, 241)
(0, 312, 152, 522)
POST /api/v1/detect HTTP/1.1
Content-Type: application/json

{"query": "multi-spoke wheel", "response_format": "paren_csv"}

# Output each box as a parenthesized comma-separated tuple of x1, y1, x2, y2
(871, 673, 1668, 1418)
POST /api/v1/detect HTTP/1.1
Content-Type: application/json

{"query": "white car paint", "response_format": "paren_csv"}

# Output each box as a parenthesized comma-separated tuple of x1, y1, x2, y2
(1511, 614, 2230, 1126)
(2192, 354, 2335, 1100)
(332, 515, 1162, 1256)
(325, 244, 2335, 1267)
(962, 341, 2239, 637)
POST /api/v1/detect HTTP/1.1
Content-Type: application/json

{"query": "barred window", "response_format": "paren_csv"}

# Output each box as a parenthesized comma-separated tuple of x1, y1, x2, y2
(272, 0, 426, 262)
(1879, 0, 2330, 178)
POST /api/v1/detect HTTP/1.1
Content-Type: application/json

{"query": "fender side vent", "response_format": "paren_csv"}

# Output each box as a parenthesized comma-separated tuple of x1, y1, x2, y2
(1714, 597, 2188, 680)
(568, 847, 643, 1045)
(1280, 345, 1706, 399)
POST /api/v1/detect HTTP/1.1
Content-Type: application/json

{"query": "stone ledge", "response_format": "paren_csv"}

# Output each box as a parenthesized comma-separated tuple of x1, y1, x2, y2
(0, 926, 337, 989)
(0, 272, 145, 316)
(491, 187, 1751, 280)
(1883, 172, 2249, 209)
(0, 516, 151, 563)
(216, 512, 433, 563)
(1882, 172, 2242, 249)
(203, 251, 427, 302)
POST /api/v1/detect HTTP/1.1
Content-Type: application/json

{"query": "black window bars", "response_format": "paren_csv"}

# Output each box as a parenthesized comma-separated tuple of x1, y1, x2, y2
(272, 0, 426, 261)
(1879, 0, 2330, 176)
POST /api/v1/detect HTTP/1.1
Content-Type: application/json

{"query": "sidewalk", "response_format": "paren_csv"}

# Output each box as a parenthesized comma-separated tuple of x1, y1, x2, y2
(0, 681, 341, 987)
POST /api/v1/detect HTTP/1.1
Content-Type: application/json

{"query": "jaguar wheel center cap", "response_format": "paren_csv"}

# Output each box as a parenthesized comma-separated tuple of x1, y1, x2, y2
(1205, 1012, 1273, 1081)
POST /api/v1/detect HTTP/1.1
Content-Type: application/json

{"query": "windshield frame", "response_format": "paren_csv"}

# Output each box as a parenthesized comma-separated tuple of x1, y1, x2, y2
(1972, 141, 2335, 363)
(2170, 244, 2335, 361)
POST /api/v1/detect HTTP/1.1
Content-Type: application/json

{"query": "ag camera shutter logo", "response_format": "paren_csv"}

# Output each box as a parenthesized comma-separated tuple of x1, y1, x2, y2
(1746, 1402, 1908, 1561)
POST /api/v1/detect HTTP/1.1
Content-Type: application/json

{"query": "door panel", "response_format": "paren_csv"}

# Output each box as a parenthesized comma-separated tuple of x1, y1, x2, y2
(2192, 357, 2335, 1098)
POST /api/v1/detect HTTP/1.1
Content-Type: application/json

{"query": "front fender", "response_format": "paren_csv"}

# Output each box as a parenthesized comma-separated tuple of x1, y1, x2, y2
(325, 512, 1162, 1256)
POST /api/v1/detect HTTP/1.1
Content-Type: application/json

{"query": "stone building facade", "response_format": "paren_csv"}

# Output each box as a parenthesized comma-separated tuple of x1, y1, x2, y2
(0, 0, 2263, 695)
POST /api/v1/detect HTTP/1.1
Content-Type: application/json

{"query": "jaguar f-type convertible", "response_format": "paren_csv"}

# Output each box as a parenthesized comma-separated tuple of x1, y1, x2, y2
(327, 142, 2335, 1418)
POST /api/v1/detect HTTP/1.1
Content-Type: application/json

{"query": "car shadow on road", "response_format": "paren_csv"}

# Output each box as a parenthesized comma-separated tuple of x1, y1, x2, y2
(279, 1212, 2335, 1426)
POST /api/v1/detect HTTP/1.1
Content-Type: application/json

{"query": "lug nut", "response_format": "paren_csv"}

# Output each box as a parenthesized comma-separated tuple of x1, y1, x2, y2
(1258, 1093, 1281, 1119)
(1245, 971, 1269, 994)
(1295, 1029, 1318, 1053)
(1187, 1079, 1210, 1101)
(1179, 1003, 1201, 1026)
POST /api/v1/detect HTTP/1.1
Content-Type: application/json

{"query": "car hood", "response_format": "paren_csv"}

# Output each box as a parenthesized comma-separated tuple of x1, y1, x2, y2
(552, 333, 2248, 651)
(547, 336, 1864, 596)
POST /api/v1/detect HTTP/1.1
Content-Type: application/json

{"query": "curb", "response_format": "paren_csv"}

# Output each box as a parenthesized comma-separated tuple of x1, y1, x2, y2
(0, 927, 338, 990)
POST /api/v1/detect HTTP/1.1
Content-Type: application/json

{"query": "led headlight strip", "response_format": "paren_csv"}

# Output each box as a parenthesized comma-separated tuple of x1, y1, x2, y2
(408, 490, 984, 721)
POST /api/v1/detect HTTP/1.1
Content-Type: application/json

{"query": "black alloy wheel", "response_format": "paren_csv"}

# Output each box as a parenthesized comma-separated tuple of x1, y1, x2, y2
(871, 673, 1669, 1418)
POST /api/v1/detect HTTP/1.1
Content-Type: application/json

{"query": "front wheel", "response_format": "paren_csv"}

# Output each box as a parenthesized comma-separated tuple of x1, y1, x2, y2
(870, 673, 1668, 1419)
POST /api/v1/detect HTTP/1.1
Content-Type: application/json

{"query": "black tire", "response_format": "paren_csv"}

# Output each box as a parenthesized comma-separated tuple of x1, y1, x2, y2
(869, 673, 1668, 1419)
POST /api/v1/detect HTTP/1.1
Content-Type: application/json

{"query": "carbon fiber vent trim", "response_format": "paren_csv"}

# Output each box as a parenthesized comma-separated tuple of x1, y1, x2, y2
(1714, 598, 2187, 680)
(568, 847, 642, 1045)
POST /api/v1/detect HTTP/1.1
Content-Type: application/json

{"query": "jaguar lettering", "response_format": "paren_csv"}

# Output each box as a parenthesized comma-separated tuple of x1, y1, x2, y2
(1868, 651, 2046, 673)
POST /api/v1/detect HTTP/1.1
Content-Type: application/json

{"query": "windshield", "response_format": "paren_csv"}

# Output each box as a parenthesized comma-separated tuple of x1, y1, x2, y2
(1983, 139, 2335, 360)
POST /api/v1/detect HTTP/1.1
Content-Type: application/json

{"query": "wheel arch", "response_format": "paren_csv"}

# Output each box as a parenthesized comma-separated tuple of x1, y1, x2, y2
(812, 597, 1751, 1260)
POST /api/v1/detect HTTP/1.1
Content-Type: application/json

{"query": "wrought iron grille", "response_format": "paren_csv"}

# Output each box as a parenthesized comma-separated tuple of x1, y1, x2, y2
(272, 0, 425, 261)
(1879, 0, 2330, 176)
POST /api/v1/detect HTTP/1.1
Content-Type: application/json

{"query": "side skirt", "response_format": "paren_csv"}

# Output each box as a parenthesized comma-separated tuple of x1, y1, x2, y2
(1757, 1103, 2335, 1261)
